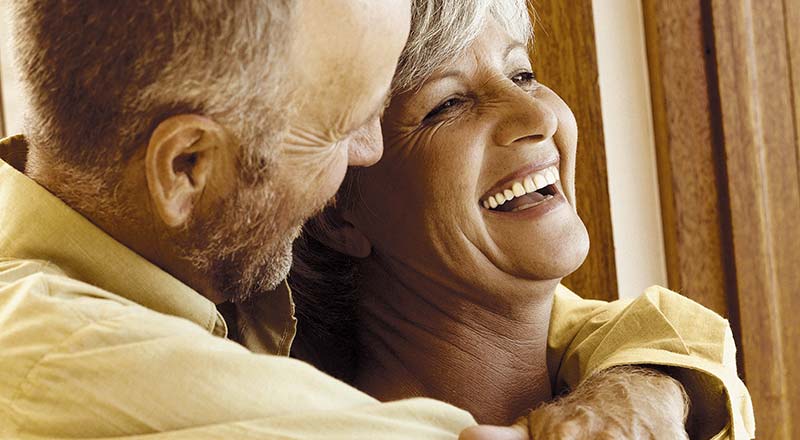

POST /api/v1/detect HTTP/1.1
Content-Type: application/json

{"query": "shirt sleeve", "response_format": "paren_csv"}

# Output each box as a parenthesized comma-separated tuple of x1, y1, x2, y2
(3, 294, 475, 439)
(547, 285, 755, 440)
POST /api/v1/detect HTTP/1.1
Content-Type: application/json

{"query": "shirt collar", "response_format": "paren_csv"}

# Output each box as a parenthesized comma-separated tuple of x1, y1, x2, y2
(0, 135, 228, 336)
(237, 281, 298, 357)
(0, 135, 298, 353)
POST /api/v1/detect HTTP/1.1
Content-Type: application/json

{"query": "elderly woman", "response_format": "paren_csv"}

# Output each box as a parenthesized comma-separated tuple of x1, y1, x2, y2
(287, 0, 754, 438)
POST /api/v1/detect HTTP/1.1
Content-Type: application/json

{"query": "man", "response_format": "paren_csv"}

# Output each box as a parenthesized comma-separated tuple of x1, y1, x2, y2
(0, 1, 752, 439)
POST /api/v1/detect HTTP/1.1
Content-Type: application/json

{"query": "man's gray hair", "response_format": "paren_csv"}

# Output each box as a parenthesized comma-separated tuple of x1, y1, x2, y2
(12, 1, 293, 179)
(392, 0, 533, 94)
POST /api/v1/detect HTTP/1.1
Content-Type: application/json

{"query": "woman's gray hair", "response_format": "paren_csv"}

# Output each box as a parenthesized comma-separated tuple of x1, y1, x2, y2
(392, 0, 533, 94)
(289, 0, 534, 381)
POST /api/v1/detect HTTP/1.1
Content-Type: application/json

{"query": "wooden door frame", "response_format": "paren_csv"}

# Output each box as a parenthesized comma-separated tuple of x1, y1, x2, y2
(531, 0, 618, 301)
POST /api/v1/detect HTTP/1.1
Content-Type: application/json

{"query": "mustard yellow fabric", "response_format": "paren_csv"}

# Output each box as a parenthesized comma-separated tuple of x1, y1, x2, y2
(548, 286, 755, 440)
(0, 135, 754, 439)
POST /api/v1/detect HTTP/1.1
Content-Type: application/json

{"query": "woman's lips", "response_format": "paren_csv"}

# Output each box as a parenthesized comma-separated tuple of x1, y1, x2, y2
(492, 184, 556, 212)
(483, 183, 568, 219)
(480, 165, 560, 210)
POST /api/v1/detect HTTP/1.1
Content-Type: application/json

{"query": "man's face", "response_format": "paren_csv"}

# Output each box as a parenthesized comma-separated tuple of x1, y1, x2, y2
(279, 0, 411, 217)
(196, 0, 411, 301)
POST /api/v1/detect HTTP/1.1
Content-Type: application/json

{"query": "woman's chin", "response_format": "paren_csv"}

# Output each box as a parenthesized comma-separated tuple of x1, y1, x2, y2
(488, 213, 590, 282)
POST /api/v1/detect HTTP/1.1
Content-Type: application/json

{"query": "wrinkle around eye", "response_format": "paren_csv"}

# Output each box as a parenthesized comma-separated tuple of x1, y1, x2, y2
(284, 125, 339, 148)
(384, 116, 453, 161)
(423, 97, 468, 121)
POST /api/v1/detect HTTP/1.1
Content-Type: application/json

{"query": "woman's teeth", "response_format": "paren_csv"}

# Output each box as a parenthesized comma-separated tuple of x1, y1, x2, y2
(481, 166, 560, 210)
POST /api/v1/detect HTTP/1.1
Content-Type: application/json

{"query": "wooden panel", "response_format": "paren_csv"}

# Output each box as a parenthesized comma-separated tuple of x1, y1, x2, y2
(711, 0, 800, 438)
(530, 0, 618, 301)
(645, 0, 800, 438)
(786, 0, 800, 175)
(641, 0, 735, 317)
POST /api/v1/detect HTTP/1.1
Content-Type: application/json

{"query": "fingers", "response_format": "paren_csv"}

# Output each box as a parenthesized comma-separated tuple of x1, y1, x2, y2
(459, 424, 529, 440)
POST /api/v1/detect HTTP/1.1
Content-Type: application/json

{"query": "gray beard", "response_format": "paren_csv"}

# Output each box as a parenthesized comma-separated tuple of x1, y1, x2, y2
(214, 228, 298, 304)
(179, 178, 304, 304)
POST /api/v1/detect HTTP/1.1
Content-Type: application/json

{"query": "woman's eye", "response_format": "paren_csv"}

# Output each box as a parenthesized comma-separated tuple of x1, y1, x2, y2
(511, 71, 538, 88)
(423, 97, 463, 121)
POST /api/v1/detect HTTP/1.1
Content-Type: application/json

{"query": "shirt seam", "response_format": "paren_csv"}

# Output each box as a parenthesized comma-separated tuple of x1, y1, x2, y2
(7, 298, 134, 435)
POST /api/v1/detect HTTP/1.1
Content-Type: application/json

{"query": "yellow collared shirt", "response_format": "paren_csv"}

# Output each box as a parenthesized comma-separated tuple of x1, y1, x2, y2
(0, 135, 753, 439)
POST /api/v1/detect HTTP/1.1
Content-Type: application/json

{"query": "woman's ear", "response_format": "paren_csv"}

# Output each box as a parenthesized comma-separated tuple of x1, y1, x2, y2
(312, 207, 372, 259)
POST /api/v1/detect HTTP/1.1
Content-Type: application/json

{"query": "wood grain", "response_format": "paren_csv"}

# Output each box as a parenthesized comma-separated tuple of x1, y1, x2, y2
(641, 0, 735, 317)
(711, 0, 800, 437)
(644, 0, 800, 438)
(786, 0, 800, 183)
(529, 0, 618, 301)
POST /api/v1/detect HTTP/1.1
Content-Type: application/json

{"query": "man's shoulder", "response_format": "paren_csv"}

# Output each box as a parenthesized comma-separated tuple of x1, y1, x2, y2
(0, 258, 67, 282)
(0, 257, 141, 319)
(0, 257, 207, 331)
(0, 259, 240, 437)
(0, 258, 218, 431)
(0, 257, 212, 369)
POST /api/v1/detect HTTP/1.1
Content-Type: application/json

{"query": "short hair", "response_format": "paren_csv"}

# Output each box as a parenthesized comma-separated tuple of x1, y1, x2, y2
(392, 0, 532, 94)
(12, 1, 293, 174)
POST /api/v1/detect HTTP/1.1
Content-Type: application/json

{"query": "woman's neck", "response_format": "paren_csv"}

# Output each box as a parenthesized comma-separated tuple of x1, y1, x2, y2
(353, 257, 557, 425)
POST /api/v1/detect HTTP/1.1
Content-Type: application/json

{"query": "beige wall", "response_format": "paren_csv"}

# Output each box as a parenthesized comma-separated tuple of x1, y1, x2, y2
(592, 0, 668, 298)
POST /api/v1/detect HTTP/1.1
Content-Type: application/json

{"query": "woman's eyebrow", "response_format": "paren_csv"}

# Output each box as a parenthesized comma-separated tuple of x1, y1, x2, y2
(428, 42, 529, 84)
(503, 42, 529, 61)
(425, 69, 467, 83)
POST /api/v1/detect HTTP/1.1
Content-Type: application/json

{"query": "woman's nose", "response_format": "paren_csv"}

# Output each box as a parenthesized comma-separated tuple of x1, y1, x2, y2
(493, 90, 558, 147)
(347, 117, 384, 167)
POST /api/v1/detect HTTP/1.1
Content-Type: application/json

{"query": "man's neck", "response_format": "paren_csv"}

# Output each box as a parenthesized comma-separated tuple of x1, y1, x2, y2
(25, 151, 226, 304)
(353, 257, 557, 425)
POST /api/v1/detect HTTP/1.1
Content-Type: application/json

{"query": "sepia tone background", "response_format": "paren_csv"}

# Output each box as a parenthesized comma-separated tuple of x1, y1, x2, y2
(2, 0, 798, 438)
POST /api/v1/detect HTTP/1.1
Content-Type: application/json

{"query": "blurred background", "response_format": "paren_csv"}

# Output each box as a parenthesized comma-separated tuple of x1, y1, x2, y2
(2, 0, 798, 437)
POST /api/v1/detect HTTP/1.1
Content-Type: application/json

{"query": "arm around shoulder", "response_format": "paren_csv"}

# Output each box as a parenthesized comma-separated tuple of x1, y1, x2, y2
(548, 285, 755, 440)
(1, 297, 475, 439)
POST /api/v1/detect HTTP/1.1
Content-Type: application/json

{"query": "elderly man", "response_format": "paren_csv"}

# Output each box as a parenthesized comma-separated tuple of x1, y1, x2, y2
(0, 1, 752, 439)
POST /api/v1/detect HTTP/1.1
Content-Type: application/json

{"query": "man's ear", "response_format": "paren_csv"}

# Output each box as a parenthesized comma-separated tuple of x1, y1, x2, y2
(313, 208, 372, 259)
(145, 114, 229, 228)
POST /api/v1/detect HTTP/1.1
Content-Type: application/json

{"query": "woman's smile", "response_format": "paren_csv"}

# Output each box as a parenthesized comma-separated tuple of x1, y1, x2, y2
(480, 153, 560, 206)
(483, 183, 568, 220)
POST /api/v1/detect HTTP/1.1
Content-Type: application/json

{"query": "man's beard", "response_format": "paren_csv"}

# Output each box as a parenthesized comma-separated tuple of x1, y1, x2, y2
(178, 176, 304, 304)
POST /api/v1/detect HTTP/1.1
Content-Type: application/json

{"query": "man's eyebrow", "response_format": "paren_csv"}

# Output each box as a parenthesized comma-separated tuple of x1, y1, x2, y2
(369, 87, 393, 122)
(379, 88, 393, 116)
(343, 88, 393, 139)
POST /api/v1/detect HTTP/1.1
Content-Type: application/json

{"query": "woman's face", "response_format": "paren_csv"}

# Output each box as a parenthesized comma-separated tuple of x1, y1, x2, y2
(349, 18, 589, 298)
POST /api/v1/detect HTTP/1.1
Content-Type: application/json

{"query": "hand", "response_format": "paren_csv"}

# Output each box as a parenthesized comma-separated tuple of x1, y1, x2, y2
(526, 366, 690, 439)
(459, 418, 528, 440)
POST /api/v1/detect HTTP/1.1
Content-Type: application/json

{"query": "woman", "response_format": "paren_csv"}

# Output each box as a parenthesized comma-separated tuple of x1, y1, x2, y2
(287, 0, 747, 433)
(290, 0, 584, 424)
